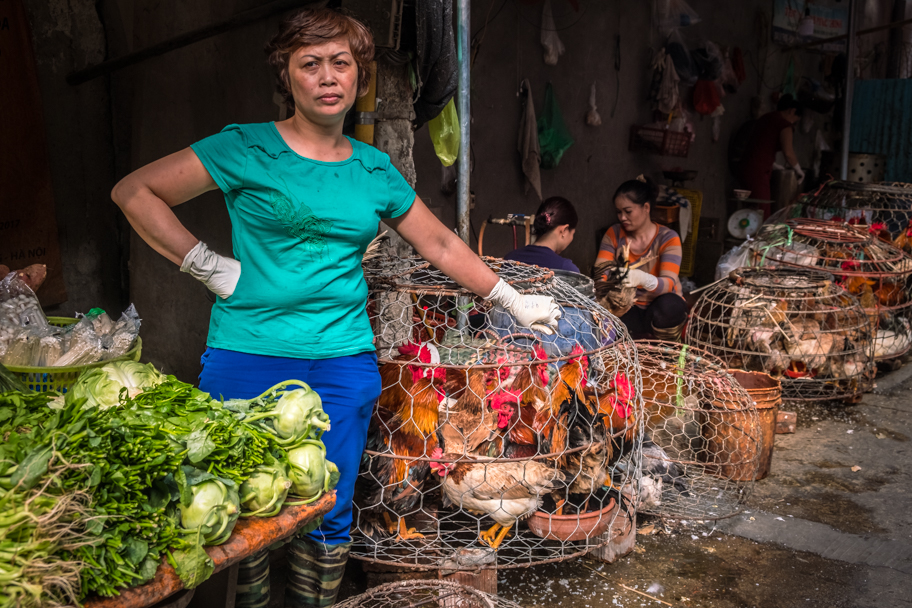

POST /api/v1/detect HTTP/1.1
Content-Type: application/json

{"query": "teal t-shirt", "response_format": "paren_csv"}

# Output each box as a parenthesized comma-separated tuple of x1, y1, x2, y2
(190, 122, 415, 359)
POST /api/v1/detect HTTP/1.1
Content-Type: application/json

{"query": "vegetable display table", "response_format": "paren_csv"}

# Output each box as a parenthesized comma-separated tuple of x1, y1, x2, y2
(84, 492, 336, 608)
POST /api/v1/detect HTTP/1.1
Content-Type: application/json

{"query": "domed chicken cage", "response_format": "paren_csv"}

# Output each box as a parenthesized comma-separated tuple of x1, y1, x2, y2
(352, 256, 642, 570)
(612, 341, 760, 521)
(686, 268, 875, 403)
(335, 580, 525, 608)
(751, 219, 912, 362)
(777, 180, 912, 245)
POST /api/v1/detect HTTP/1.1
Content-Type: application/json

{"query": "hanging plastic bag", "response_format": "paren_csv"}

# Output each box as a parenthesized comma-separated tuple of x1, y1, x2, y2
(665, 30, 697, 84)
(693, 79, 721, 115)
(691, 41, 723, 81)
(537, 83, 574, 169)
(585, 82, 601, 126)
(655, 0, 701, 34)
(427, 98, 460, 167)
(541, 0, 565, 66)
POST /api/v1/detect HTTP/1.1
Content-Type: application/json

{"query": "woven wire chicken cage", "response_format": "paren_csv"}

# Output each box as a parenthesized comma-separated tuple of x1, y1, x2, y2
(613, 341, 760, 521)
(352, 256, 642, 570)
(752, 219, 912, 361)
(686, 268, 875, 404)
(777, 180, 912, 244)
(335, 580, 524, 608)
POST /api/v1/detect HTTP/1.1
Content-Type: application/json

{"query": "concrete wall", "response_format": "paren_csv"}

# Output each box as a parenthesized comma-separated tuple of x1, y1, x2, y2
(411, 0, 824, 277)
(24, 0, 123, 316)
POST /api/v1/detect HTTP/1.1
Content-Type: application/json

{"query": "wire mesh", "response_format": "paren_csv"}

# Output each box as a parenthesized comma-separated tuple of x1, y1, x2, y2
(617, 341, 759, 521)
(685, 268, 875, 403)
(778, 180, 912, 243)
(751, 219, 912, 360)
(353, 257, 642, 570)
(335, 580, 524, 608)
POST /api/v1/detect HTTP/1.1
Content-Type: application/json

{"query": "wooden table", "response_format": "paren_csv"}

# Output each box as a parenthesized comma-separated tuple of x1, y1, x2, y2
(84, 492, 336, 608)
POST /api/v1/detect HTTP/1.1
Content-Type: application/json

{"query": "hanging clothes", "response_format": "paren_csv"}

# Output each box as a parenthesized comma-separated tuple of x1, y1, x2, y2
(517, 79, 542, 199)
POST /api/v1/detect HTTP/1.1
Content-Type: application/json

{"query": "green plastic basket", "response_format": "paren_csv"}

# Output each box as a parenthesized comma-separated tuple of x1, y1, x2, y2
(6, 317, 143, 393)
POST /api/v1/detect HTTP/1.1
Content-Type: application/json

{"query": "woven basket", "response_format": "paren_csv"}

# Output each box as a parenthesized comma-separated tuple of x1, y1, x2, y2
(6, 317, 143, 393)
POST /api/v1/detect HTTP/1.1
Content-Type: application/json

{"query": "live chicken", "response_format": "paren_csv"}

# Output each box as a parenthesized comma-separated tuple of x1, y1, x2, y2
(357, 374, 444, 541)
(430, 448, 566, 550)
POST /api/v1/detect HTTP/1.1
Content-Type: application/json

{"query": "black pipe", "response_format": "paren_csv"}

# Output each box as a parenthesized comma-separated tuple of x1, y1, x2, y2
(67, 0, 317, 86)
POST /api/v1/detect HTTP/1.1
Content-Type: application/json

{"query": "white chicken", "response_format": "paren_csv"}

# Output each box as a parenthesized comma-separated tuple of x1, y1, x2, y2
(430, 448, 566, 550)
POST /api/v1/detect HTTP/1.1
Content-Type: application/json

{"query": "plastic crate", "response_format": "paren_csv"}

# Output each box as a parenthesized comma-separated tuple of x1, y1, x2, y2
(628, 125, 691, 157)
(6, 317, 143, 393)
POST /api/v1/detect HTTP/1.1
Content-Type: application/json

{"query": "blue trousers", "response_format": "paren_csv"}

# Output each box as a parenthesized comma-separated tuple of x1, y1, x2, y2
(199, 347, 380, 545)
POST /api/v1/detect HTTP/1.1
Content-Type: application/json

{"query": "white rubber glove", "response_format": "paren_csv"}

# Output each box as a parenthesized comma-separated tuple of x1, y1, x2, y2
(771, 162, 786, 171)
(180, 241, 241, 299)
(622, 268, 659, 291)
(791, 163, 805, 181)
(486, 278, 561, 335)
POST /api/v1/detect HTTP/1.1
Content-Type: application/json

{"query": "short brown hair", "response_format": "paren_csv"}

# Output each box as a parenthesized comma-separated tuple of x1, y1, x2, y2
(266, 8, 375, 112)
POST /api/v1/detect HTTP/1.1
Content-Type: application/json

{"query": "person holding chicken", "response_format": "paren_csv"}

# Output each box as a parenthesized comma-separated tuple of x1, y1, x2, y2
(111, 7, 560, 607)
(595, 176, 688, 341)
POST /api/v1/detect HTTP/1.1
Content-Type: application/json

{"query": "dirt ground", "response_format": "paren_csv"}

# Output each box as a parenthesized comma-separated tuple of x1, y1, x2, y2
(339, 367, 912, 608)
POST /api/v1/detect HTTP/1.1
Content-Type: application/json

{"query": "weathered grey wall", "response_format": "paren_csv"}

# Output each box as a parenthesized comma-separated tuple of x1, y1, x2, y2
(24, 0, 123, 316)
(112, 1, 285, 379)
(411, 0, 823, 276)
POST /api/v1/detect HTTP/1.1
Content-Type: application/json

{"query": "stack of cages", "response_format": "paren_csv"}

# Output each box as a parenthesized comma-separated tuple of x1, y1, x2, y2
(752, 219, 912, 364)
(335, 580, 524, 608)
(776, 180, 912, 246)
(353, 256, 642, 571)
(620, 341, 760, 522)
(686, 268, 875, 404)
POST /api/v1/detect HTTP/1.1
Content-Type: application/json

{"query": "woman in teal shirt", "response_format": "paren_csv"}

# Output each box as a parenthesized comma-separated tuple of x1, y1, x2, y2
(112, 8, 559, 607)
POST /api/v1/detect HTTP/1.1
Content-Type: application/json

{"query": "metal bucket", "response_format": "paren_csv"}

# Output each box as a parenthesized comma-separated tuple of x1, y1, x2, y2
(551, 269, 595, 299)
(847, 153, 887, 183)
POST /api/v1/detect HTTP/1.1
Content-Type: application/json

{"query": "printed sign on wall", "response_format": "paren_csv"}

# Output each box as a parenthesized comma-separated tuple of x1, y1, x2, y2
(772, 0, 849, 52)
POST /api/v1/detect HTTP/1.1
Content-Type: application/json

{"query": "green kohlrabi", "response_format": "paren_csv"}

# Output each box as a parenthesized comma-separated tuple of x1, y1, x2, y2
(239, 457, 292, 517)
(286, 442, 339, 504)
(67, 361, 165, 409)
(242, 381, 331, 447)
(178, 468, 240, 546)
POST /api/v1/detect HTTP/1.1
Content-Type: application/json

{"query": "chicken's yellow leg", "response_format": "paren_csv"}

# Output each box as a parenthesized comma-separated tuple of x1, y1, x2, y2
(480, 522, 501, 545)
(396, 517, 425, 541)
(382, 512, 397, 534)
(487, 523, 513, 550)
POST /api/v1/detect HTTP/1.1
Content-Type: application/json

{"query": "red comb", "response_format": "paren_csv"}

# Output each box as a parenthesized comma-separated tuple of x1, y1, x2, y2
(533, 344, 548, 361)
(489, 390, 520, 411)
(431, 447, 443, 459)
(397, 342, 420, 358)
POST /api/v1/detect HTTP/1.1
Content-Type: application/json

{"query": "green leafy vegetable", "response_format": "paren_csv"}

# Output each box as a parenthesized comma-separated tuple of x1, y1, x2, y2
(67, 361, 165, 409)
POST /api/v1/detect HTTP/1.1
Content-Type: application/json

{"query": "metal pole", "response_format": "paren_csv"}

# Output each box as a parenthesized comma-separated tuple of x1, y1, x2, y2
(455, 0, 472, 331)
(455, 0, 471, 244)
(840, 0, 858, 180)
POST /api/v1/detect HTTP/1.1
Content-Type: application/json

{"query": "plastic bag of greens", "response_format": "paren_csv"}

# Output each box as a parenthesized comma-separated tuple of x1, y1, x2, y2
(537, 83, 574, 169)
(102, 304, 141, 359)
(55, 317, 103, 367)
(427, 98, 460, 167)
(1, 326, 40, 366)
